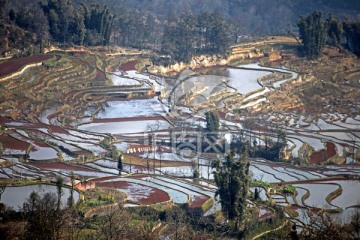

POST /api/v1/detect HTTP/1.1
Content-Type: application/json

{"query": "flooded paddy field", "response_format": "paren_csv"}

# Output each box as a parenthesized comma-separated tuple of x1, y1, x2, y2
(1, 53, 359, 232)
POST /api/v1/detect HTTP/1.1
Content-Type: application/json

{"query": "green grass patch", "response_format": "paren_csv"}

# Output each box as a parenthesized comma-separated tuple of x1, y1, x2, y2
(43, 57, 67, 67)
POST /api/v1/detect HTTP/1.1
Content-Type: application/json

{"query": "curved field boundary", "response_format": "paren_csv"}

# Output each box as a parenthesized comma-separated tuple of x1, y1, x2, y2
(257, 163, 302, 181)
(29, 161, 102, 172)
(277, 176, 349, 185)
(300, 187, 310, 206)
(84, 202, 121, 218)
(0, 55, 54, 81)
(113, 177, 190, 204)
(295, 183, 341, 210)
(96, 180, 171, 205)
(251, 219, 288, 240)
(201, 197, 214, 212)
(153, 177, 212, 208)
(284, 205, 299, 218)
(251, 164, 282, 182)
(326, 184, 343, 207)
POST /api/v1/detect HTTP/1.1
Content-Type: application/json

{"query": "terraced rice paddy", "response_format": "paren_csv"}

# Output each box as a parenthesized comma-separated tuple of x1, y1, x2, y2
(1, 184, 80, 210)
(96, 180, 171, 205)
(293, 183, 339, 210)
(0, 52, 359, 230)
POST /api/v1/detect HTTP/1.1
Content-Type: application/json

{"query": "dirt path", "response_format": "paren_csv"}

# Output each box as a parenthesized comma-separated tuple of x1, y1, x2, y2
(251, 219, 288, 240)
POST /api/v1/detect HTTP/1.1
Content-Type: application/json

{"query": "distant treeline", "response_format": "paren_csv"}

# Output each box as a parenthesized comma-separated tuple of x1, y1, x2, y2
(1, 0, 360, 60)
(0, 0, 114, 51)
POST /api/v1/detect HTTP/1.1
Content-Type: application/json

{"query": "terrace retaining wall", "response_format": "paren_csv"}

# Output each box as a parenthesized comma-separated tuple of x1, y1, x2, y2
(0, 62, 43, 82)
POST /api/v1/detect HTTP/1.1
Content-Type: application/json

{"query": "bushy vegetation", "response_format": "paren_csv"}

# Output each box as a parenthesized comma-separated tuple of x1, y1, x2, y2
(282, 185, 296, 195)
(160, 12, 232, 63)
(297, 11, 328, 59)
(297, 11, 360, 59)
(0, 0, 114, 54)
(344, 20, 360, 57)
(212, 150, 250, 232)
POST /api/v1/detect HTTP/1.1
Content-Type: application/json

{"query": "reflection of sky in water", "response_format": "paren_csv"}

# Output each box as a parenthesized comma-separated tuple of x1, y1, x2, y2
(294, 183, 338, 209)
(78, 120, 171, 134)
(29, 146, 58, 160)
(2, 185, 79, 211)
(96, 97, 167, 119)
(225, 68, 270, 94)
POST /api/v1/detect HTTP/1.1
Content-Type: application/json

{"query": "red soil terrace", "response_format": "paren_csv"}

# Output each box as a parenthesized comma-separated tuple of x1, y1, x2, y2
(0, 55, 53, 77)
(30, 162, 97, 172)
(0, 133, 30, 151)
(97, 180, 171, 205)
(119, 60, 138, 71)
(309, 142, 336, 164)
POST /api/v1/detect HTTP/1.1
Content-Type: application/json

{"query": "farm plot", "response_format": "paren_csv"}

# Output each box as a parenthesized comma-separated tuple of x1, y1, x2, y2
(50, 132, 99, 144)
(1, 164, 47, 179)
(85, 163, 120, 175)
(287, 138, 304, 157)
(254, 164, 300, 182)
(139, 152, 191, 162)
(29, 162, 112, 178)
(291, 135, 325, 151)
(250, 165, 281, 183)
(159, 165, 214, 179)
(285, 167, 325, 179)
(323, 180, 360, 209)
(39, 106, 58, 124)
(9, 131, 59, 160)
(0, 55, 53, 77)
(293, 183, 340, 210)
(224, 68, 271, 94)
(110, 73, 142, 86)
(1, 184, 79, 211)
(95, 97, 167, 119)
(154, 177, 214, 208)
(271, 194, 287, 206)
(319, 132, 360, 145)
(78, 120, 171, 134)
(104, 177, 189, 204)
(96, 180, 170, 205)
(93, 159, 118, 169)
(0, 133, 30, 155)
(294, 187, 309, 207)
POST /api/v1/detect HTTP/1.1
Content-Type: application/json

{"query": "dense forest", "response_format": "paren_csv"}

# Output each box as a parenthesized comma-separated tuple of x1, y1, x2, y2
(0, 0, 114, 52)
(1, 0, 360, 59)
(78, 0, 360, 35)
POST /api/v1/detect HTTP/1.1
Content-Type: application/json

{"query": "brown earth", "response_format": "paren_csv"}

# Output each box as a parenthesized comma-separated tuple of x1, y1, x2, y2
(96, 180, 170, 205)
(0, 55, 53, 77)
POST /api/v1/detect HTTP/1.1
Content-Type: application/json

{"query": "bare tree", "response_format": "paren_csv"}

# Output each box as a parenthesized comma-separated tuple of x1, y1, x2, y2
(95, 205, 131, 240)
(165, 206, 195, 240)
(22, 191, 67, 240)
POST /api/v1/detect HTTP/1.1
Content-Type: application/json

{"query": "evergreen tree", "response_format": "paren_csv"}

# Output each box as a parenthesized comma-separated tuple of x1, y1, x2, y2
(297, 11, 328, 59)
(327, 14, 343, 45)
(205, 110, 220, 135)
(160, 12, 232, 63)
(117, 153, 123, 175)
(344, 20, 360, 57)
(212, 150, 250, 231)
(55, 175, 64, 211)
(254, 188, 259, 200)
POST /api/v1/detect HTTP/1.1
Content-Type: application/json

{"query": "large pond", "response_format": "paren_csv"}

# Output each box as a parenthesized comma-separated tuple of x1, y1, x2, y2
(1, 184, 80, 211)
